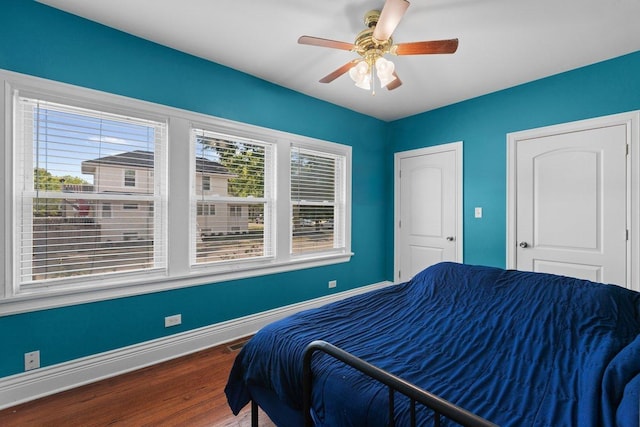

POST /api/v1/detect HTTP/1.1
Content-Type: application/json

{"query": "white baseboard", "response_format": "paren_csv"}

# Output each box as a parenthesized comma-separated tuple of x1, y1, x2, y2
(0, 280, 392, 410)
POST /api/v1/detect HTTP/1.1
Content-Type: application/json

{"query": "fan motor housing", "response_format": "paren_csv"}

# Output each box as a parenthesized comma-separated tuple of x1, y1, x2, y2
(355, 10, 393, 56)
(364, 10, 381, 27)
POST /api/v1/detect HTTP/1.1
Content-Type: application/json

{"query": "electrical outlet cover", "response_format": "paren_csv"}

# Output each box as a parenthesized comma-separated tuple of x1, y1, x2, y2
(165, 314, 182, 327)
(25, 350, 40, 371)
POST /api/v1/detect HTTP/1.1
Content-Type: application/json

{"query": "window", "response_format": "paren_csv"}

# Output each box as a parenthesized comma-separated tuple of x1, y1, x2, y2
(124, 169, 136, 187)
(202, 175, 211, 191)
(291, 147, 345, 255)
(197, 203, 215, 216)
(2, 70, 350, 312)
(14, 94, 167, 289)
(191, 128, 273, 265)
(102, 203, 112, 218)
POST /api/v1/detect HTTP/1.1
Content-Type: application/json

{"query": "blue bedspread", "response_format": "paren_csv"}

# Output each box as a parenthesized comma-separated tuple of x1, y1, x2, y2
(225, 262, 640, 426)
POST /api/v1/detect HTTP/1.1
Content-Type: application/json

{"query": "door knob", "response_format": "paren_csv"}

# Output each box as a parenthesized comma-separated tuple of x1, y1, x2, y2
(519, 241, 528, 248)
(446, 236, 455, 241)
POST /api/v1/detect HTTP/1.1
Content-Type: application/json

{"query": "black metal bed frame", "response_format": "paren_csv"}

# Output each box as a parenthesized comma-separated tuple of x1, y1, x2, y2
(249, 339, 498, 426)
(302, 340, 498, 427)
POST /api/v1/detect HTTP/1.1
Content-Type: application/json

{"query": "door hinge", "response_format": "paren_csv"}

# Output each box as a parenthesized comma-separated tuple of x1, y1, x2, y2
(627, 229, 629, 240)
(399, 220, 401, 229)
(398, 270, 401, 280)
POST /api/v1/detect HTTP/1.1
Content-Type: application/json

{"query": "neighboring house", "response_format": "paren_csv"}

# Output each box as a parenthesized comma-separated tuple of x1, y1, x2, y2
(70, 150, 247, 243)
(193, 155, 249, 237)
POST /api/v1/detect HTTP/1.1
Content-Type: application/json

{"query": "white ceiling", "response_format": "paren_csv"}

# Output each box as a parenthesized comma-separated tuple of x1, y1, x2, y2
(37, 0, 640, 121)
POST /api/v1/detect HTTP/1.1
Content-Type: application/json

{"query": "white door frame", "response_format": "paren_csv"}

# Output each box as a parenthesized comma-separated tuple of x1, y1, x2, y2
(507, 111, 640, 291)
(394, 142, 463, 282)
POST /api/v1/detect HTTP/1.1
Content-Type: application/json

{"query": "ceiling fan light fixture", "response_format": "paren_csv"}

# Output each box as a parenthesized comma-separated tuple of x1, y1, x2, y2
(355, 74, 372, 90)
(349, 60, 371, 90)
(375, 57, 397, 87)
(300, 0, 458, 92)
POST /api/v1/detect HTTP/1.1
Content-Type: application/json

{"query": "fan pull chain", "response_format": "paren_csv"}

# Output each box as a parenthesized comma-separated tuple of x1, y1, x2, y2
(371, 62, 376, 96)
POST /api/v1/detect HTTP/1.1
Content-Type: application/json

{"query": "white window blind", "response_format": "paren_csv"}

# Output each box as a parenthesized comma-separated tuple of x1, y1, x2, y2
(14, 95, 167, 288)
(191, 128, 273, 265)
(290, 146, 346, 255)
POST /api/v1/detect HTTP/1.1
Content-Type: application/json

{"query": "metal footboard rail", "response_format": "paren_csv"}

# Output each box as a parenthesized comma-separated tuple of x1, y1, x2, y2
(302, 340, 498, 427)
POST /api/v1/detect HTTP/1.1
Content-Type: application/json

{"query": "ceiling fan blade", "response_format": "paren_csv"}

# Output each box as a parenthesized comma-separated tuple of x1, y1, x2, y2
(386, 72, 402, 90)
(373, 0, 410, 42)
(298, 35, 355, 51)
(393, 39, 459, 55)
(319, 60, 360, 83)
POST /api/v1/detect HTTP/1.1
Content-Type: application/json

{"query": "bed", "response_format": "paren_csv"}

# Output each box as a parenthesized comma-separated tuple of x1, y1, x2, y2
(225, 262, 640, 426)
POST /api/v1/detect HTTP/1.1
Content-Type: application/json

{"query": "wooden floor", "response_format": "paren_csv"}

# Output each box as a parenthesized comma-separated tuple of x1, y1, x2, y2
(0, 337, 276, 426)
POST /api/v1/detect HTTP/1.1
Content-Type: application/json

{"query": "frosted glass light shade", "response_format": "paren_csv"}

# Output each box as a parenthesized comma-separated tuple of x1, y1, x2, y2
(349, 61, 371, 90)
(375, 57, 397, 88)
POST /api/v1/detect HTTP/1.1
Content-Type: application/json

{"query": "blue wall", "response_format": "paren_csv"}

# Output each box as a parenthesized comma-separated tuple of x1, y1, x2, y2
(389, 51, 640, 269)
(0, 0, 388, 377)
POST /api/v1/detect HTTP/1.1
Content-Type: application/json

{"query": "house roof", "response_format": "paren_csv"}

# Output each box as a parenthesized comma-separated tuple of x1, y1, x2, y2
(83, 150, 154, 169)
(82, 150, 230, 175)
(195, 156, 231, 175)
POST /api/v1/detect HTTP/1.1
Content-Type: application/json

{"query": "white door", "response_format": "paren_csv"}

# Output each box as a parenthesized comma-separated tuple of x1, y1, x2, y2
(509, 121, 629, 286)
(394, 142, 462, 282)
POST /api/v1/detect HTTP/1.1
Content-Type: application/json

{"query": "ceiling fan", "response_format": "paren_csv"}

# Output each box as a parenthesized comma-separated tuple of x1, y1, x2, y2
(298, 0, 458, 92)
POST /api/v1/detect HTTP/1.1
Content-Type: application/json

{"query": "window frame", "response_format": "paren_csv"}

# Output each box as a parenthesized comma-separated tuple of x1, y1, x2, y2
(0, 69, 352, 316)
(10, 84, 169, 295)
(290, 145, 347, 257)
(189, 126, 276, 267)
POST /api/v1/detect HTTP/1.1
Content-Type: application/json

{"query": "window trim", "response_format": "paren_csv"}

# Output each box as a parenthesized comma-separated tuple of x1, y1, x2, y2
(0, 68, 352, 316)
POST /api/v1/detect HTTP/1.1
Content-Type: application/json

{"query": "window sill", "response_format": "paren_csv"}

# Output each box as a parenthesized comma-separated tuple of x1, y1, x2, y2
(0, 252, 354, 316)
